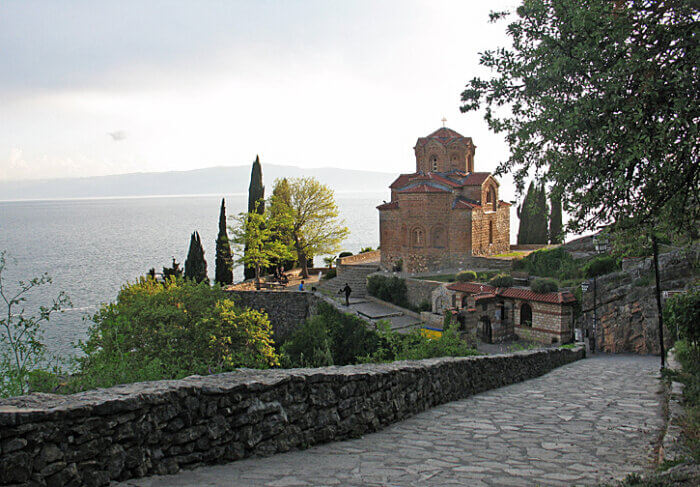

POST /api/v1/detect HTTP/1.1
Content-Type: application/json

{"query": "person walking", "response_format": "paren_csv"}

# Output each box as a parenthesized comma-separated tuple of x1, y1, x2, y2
(339, 283, 352, 306)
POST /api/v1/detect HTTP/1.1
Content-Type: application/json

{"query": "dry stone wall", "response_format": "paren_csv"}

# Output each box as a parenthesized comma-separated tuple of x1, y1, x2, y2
(579, 246, 698, 354)
(0, 348, 584, 487)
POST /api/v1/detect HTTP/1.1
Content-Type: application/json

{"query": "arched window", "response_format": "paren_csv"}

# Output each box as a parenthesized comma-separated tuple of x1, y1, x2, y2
(431, 226, 446, 248)
(488, 221, 494, 244)
(486, 187, 497, 211)
(411, 227, 424, 248)
(430, 155, 438, 172)
(520, 303, 533, 327)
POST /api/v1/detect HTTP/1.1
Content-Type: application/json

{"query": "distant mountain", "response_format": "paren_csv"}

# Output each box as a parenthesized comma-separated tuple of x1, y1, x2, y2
(0, 164, 396, 201)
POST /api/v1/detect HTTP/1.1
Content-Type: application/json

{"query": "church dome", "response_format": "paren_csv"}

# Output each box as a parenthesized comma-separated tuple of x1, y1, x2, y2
(415, 127, 473, 148)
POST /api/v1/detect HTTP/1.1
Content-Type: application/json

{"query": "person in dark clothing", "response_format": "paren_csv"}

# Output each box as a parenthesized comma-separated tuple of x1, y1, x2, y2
(338, 283, 352, 306)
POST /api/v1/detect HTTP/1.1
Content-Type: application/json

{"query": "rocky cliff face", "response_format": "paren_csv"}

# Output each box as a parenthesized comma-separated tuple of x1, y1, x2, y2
(579, 246, 698, 354)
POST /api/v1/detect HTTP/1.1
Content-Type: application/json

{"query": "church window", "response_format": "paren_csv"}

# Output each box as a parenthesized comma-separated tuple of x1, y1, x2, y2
(430, 155, 438, 172)
(486, 187, 497, 211)
(411, 227, 424, 248)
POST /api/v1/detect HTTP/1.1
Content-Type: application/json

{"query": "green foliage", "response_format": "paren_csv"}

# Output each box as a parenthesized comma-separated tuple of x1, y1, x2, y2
(0, 251, 71, 397)
(281, 302, 379, 367)
(668, 339, 700, 462)
(392, 259, 403, 272)
(488, 273, 515, 288)
(511, 258, 526, 271)
(462, 0, 699, 237)
(521, 247, 581, 281)
(664, 289, 700, 347)
(359, 247, 374, 253)
(531, 278, 559, 294)
(162, 258, 183, 280)
(366, 275, 409, 308)
(184, 231, 208, 283)
(269, 177, 350, 278)
(417, 300, 431, 312)
(516, 181, 535, 244)
(583, 255, 620, 278)
(230, 205, 294, 288)
(215, 198, 234, 285)
(338, 251, 353, 258)
(322, 268, 337, 280)
(456, 270, 477, 282)
(549, 192, 563, 244)
(72, 278, 279, 392)
(245, 155, 265, 279)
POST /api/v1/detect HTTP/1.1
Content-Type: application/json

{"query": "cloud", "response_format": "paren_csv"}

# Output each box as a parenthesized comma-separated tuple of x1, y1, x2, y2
(107, 131, 127, 141)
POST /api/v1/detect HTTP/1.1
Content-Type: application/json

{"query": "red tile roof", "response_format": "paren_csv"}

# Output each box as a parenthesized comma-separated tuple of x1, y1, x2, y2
(452, 198, 480, 210)
(461, 172, 492, 186)
(447, 282, 576, 304)
(389, 173, 418, 189)
(376, 201, 399, 210)
(397, 182, 451, 194)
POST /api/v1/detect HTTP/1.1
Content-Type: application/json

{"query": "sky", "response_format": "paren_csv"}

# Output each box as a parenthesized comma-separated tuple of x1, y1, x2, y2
(1, 0, 520, 197)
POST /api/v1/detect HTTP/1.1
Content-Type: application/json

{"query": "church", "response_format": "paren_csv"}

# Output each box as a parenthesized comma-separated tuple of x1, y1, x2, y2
(377, 126, 511, 273)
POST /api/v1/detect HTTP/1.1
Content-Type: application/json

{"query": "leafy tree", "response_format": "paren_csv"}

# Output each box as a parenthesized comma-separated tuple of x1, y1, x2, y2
(530, 278, 558, 293)
(549, 191, 563, 244)
(461, 0, 699, 236)
(488, 273, 515, 288)
(0, 251, 70, 396)
(184, 231, 208, 283)
(215, 198, 234, 285)
(75, 278, 279, 391)
(269, 177, 349, 278)
(230, 204, 294, 289)
(267, 178, 297, 272)
(245, 155, 265, 279)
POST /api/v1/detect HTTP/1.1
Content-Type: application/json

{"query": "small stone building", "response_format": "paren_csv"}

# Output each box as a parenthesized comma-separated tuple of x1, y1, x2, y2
(443, 282, 576, 344)
(377, 127, 510, 273)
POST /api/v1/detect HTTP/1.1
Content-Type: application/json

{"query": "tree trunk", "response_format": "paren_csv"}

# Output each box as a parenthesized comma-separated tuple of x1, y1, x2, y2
(300, 253, 309, 279)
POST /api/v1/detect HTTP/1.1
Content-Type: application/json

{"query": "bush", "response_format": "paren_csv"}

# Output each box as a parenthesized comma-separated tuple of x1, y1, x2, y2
(338, 251, 353, 258)
(418, 300, 432, 312)
(322, 268, 337, 280)
(392, 259, 403, 272)
(511, 258, 526, 271)
(366, 275, 410, 308)
(281, 302, 380, 367)
(488, 273, 515, 288)
(71, 278, 279, 391)
(522, 246, 581, 280)
(583, 255, 620, 278)
(456, 270, 477, 282)
(359, 247, 374, 254)
(664, 289, 700, 346)
(531, 278, 559, 293)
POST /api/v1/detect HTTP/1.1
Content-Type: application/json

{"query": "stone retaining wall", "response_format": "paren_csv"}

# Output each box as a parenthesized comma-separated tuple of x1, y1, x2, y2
(405, 278, 443, 309)
(0, 348, 584, 486)
(225, 290, 317, 343)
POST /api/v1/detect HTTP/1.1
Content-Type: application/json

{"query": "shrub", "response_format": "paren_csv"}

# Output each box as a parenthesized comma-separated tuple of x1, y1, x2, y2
(456, 270, 477, 282)
(281, 302, 380, 367)
(488, 273, 515, 288)
(664, 289, 700, 346)
(359, 247, 374, 253)
(418, 300, 432, 312)
(338, 251, 353, 258)
(583, 255, 620, 278)
(366, 275, 410, 308)
(511, 258, 526, 271)
(322, 268, 337, 280)
(71, 278, 279, 391)
(522, 246, 581, 280)
(392, 258, 403, 272)
(531, 278, 559, 293)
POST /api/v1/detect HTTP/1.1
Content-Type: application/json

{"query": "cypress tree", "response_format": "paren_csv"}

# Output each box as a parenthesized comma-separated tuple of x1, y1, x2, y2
(245, 155, 265, 279)
(549, 191, 563, 244)
(215, 198, 234, 285)
(517, 181, 535, 244)
(184, 231, 208, 283)
(534, 182, 549, 244)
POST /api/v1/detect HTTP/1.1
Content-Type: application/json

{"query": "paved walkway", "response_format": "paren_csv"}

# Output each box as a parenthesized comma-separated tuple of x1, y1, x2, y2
(116, 355, 664, 487)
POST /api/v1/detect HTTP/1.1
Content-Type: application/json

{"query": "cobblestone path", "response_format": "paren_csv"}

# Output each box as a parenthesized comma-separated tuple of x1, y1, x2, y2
(117, 355, 664, 487)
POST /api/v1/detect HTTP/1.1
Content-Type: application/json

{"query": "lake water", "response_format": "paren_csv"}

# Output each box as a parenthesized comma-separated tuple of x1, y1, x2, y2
(0, 193, 383, 358)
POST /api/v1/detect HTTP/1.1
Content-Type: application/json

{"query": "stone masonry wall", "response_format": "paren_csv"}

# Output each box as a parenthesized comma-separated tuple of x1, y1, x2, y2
(404, 278, 443, 308)
(579, 246, 698, 354)
(0, 348, 584, 487)
(225, 290, 318, 344)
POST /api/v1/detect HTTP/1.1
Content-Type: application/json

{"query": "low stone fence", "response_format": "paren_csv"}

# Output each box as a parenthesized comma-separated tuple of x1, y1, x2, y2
(338, 250, 381, 266)
(0, 347, 584, 486)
